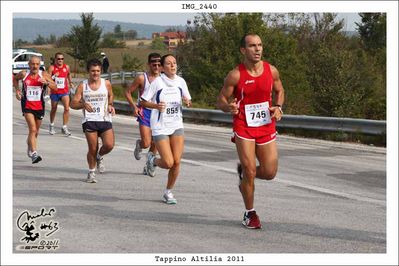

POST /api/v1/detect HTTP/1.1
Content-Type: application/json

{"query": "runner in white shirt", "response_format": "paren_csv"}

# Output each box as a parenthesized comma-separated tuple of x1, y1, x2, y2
(140, 54, 192, 204)
(70, 58, 116, 183)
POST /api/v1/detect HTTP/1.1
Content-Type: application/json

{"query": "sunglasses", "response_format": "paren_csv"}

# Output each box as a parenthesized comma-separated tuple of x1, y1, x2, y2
(57, 58, 64, 60)
(150, 59, 161, 63)
(151, 63, 161, 67)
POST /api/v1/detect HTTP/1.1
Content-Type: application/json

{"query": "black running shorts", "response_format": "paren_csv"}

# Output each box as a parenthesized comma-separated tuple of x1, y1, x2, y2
(22, 109, 45, 120)
(82, 121, 112, 134)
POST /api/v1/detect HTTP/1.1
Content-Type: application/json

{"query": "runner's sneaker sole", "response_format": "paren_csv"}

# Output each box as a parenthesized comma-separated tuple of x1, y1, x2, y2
(86, 179, 97, 183)
(242, 221, 262, 229)
(97, 158, 105, 173)
(134, 139, 142, 160)
(61, 129, 71, 136)
(163, 198, 177, 204)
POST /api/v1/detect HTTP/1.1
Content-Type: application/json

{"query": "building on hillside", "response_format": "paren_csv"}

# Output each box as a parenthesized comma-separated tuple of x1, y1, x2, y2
(152, 31, 187, 50)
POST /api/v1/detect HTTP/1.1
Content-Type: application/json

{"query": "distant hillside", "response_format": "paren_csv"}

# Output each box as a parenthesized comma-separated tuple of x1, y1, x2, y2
(13, 18, 185, 41)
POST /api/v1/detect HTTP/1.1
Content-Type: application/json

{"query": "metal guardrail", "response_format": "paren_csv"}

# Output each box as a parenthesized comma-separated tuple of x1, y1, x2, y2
(114, 100, 386, 136)
(100, 71, 143, 83)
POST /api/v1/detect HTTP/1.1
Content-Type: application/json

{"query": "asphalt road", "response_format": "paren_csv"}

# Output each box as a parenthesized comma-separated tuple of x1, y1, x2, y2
(12, 96, 386, 254)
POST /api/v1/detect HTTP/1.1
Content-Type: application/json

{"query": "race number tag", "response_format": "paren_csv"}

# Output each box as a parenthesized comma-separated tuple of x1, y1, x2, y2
(245, 101, 271, 127)
(55, 77, 65, 89)
(162, 90, 181, 128)
(85, 100, 104, 120)
(164, 102, 180, 126)
(26, 86, 42, 101)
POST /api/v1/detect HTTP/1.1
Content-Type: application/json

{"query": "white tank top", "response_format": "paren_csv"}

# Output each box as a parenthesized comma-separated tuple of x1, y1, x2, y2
(137, 72, 151, 106)
(81, 78, 111, 123)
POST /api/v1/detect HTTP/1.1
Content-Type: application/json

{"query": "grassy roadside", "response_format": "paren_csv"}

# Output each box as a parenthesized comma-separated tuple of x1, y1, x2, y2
(27, 43, 165, 74)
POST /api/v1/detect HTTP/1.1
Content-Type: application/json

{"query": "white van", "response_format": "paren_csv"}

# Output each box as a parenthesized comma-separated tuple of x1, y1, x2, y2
(12, 49, 45, 74)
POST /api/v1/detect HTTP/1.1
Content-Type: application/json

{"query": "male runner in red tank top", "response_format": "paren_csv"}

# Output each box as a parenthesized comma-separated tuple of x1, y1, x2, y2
(48, 52, 74, 136)
(217, 34, 285, 229)
(14, 56, 57, 163)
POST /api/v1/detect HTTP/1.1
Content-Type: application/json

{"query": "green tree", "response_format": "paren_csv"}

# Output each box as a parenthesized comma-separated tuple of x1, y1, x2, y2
(121, 53, 143, 71)
(67, 13, 102, 64)
(55, 35, 71, 48)
(151, 37, 167, 50)
(100, 35, 126, 48)
(356, 13, 386, 52)
(114, 24, 122, 34)
(177, 13, 309, 111)
(14, 39, 29, 48)
(125, 29, 137, 40)
(114, 24, 123, 39)
(47, 34, 57, 44)
(33, 34, 46, 45)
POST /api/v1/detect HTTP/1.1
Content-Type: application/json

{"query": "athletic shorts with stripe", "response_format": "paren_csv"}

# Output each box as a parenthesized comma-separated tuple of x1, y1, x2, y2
(136, 106, 151, 128)
(232, 125, 277, 145)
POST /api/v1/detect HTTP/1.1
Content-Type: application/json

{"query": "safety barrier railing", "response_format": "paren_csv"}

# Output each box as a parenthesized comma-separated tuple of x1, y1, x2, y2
(114, 100, 386, 136)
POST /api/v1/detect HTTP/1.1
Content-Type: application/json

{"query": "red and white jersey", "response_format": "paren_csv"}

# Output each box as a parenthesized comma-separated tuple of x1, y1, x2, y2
(233, 61, 276, 133)
(22, 71, 45, 110)
(51, 64, 69, 95)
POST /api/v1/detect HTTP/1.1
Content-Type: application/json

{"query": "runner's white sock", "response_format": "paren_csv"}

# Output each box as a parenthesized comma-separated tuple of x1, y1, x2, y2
(89, 168, 96, 172)
(245, 208, 255, 215)
(164, 189, 171, 194)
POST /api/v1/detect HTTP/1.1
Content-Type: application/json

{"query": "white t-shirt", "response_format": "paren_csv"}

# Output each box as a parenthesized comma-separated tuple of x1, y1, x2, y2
(141, 73, 191, 136)
(81, 78, 112, 123)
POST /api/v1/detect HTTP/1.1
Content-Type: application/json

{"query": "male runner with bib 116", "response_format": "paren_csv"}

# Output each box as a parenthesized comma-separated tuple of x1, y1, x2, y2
(14, 56, 57, 164)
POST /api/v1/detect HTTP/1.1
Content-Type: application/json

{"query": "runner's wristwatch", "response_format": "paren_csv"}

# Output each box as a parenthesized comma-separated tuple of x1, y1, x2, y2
(275, 105, 283, 114)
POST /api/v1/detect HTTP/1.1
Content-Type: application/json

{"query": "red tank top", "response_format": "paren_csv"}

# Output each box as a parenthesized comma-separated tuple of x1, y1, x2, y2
(51, 64, 69, 94)
(233, 61, 276, 132)
(22, 71, 45, 110)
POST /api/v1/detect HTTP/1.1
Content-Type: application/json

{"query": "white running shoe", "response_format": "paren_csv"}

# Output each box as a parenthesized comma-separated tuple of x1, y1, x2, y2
(145, 151, 156, 177)
(86, 171, 97, 183)
(134, 139, 142, 160)
(44, 95, 50, 103)
(49, 124, 56, 135)
(163, 191, 177, 204)
(61, 126, 71, 136)
(97, 156, 105, 173)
